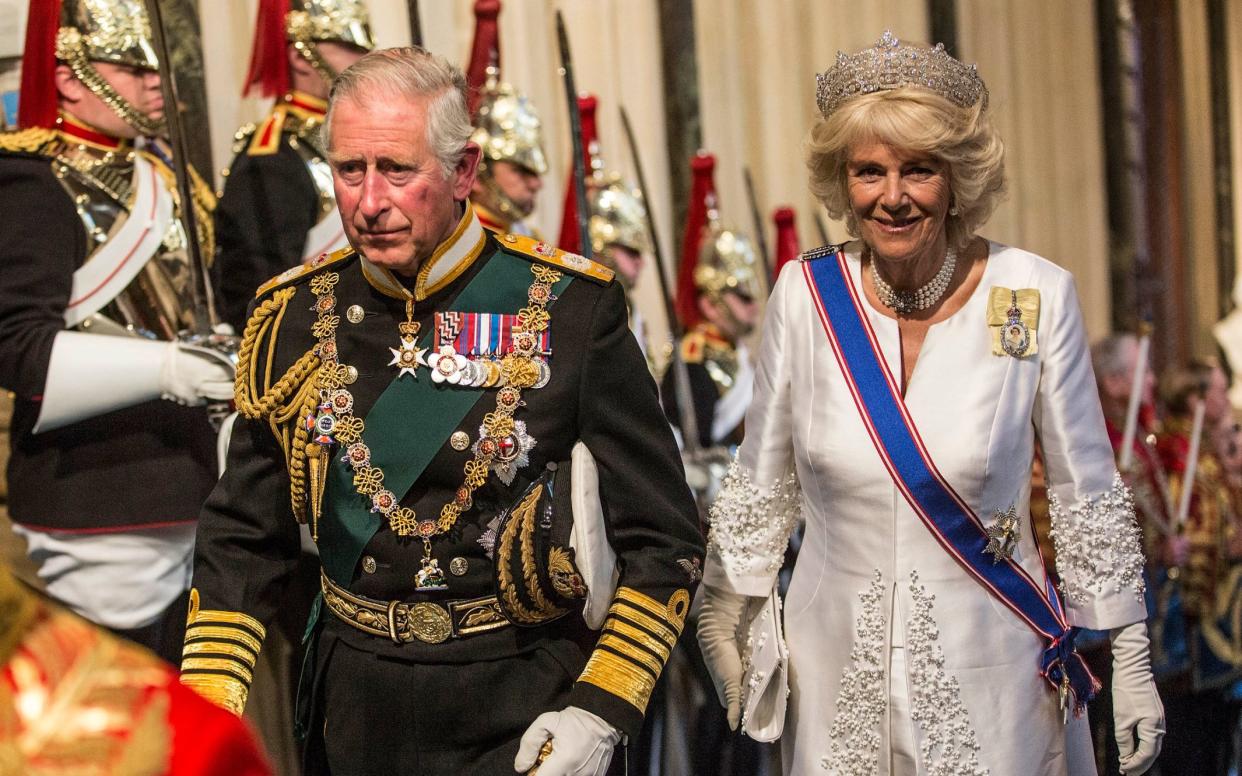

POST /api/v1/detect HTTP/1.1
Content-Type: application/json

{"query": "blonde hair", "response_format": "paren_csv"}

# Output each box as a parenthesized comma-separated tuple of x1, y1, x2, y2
(806, 86, 1006, 251)
(323, 47, 472, 178)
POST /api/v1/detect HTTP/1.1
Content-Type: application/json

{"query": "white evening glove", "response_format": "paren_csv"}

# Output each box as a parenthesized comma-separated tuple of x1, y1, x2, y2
(513, 706, 621, 776)
(1111, 621, 1165, 775)
(696, 582, 750, 730)
(160, 342, 235, 405)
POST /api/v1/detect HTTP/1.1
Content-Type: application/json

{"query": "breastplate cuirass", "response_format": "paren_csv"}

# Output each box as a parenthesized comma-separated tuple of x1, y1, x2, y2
(53, 143, 213, 341)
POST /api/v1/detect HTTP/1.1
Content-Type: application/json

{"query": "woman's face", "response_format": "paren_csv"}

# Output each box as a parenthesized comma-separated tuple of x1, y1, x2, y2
(846, 142, 952, 265)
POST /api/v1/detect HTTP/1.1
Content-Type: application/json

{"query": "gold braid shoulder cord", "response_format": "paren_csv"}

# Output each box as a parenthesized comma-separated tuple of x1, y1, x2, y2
(307, 264, 562, 564)
(233, 286, 323, 524)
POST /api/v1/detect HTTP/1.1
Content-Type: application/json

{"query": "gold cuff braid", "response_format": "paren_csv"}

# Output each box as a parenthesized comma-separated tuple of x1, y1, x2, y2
(577, 587, 690, 713)
(179, 590, 266, 716)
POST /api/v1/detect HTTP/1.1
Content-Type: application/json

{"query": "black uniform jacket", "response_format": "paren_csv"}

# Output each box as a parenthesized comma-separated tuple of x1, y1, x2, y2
(0, 132, 216, 532)
(185, 208, 704, 737)
(214, 95, 330, 330)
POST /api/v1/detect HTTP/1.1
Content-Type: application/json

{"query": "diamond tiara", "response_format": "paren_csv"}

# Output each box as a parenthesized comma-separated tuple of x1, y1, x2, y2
(815, 31, 988, 118)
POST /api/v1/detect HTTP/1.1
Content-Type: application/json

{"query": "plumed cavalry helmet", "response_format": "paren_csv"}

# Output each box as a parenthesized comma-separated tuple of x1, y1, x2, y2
(472, 70, 548, 177)
(465, 0, 547, 220)
(245, 0, 375, 98)
(556, 92, 649, 258)
(588, 172, 650, 256)
(19, 0, 162, 133)
(674, 152, 761, 329)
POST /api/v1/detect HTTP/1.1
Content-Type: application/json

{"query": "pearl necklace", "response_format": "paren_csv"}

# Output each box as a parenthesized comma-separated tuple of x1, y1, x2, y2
(868, 247, 957, 315)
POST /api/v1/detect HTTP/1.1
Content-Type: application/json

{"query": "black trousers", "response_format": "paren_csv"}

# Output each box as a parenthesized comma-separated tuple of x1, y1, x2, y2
(303, 630, 626, 776)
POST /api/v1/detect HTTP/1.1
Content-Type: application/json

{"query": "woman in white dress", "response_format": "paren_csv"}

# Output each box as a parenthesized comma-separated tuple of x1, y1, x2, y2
(697, 32, 1165, 776)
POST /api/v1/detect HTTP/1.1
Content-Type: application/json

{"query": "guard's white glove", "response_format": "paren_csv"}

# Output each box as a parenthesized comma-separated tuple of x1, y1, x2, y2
(1111, 621, 1165, 775)
(696, 582, 750, 730)
(160, 342, 235, 405)
(513, 706, 620, 775)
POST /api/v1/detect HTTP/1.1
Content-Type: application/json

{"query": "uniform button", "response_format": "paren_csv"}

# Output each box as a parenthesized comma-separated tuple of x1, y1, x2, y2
(362, 556, 377, 574)
(346, 305, 366, 324)
(344, 365, 359, 384)
(450, 431, 471, 451)
(449, 557, 469, 576)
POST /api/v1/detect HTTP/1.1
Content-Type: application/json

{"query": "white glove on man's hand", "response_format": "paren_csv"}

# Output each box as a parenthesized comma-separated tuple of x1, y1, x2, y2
(513, 706, 620, 776)
(1111, 621, 1165, 776)
(160, 342, 234, 405)
(696, 582, 751, 730)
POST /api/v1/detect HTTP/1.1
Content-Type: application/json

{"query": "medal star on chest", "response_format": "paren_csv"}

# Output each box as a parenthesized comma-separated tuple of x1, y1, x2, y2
(984, 505, 1020, 564)
(388, 334, 427, 378)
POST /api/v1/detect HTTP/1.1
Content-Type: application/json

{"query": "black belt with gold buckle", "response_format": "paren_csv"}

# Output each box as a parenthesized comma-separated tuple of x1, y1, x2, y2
(320, 570, 511, 645)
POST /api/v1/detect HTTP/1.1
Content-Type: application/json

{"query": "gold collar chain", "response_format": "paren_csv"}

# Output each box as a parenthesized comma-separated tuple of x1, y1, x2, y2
(306, 263, 562, 579)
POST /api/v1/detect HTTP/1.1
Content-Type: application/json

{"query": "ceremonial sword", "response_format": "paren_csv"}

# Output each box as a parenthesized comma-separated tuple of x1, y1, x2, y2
(619, 107, 703, 460)
(554, 11, 593, 259)
(743, 166, 773, 288)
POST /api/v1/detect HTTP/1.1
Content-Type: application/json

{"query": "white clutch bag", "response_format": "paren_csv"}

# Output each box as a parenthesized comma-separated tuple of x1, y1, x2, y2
(740, 586, 789, 742)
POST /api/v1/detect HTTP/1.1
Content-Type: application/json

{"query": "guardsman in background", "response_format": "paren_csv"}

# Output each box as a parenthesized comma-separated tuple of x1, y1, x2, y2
(1089, 333, 1188, 775)
(558, 93, 653, 360)
(181, 48, 702, 774)
(0, 0, 231, 664)
(0, 560, 273, 775)
(663, 151, 761, 451)
(1157, 358, 1242, 775)
(464, 0, 547, 236)
(214, 0, 374, 330)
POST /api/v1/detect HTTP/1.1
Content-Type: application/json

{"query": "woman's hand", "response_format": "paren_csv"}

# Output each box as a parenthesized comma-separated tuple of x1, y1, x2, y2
(696, 583, 753, 730)
(1110, 621, 1165, 775)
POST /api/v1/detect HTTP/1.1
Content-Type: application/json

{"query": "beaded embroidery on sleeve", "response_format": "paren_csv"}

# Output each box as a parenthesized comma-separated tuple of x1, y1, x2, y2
(707, 459, 801, 579)
(1047, 472, 1147, 605)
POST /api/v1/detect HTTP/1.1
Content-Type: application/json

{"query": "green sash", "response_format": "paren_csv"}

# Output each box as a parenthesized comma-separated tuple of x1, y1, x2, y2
(318, 250, 573, 583)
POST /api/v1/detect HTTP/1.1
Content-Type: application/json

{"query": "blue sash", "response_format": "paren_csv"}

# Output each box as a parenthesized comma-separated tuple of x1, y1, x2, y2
(802, 246, 1099, 712)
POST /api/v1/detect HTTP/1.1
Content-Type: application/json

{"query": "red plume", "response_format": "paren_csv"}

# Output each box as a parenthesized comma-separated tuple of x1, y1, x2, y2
(466, 0, 501, 117)
(675, 151, 717, 330)
(244, 0, 291, 98)
(772, 206, 800, 280)
(557, 93, 598, 254)
(18, 0, 64, 129)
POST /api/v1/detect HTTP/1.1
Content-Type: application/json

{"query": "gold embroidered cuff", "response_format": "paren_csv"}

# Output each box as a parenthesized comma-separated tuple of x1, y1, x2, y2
(179, 591, 266, 716)
(577, 587, 690, 713)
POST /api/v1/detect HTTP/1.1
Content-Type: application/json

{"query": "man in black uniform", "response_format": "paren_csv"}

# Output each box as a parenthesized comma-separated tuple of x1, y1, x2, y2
(664, 152, 761, 451)
(214, 0, 375, 330)
(0, 0, 230, 663)
(181, 47, 703, 776)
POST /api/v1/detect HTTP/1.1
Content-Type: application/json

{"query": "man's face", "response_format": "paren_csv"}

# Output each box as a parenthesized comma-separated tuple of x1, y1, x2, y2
(489, 159, 542, 217)
(601, 243, 643, 290)
(1099, 339, 1153, 409)
(1205, 366, 1231, 425)
(328, 93, 480, 276)
(57, 62, 163, 138)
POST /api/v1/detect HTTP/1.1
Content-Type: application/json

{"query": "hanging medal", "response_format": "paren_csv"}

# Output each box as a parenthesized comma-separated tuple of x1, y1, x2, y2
(416, 543, 448, 590)
(388, 299, 426, 378)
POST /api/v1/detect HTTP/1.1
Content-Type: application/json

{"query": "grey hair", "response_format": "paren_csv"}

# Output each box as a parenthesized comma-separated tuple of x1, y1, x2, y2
(1090, 333, 1138, 380)
(323, 47, 473, 178)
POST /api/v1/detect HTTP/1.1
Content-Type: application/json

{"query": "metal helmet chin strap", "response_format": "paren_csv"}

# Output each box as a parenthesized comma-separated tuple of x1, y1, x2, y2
(286, 11, 340, 87)
(55, 27, 164, 137)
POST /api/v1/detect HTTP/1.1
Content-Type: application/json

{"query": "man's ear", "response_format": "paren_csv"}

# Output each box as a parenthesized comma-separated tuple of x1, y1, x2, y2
(287, 42, 315, 78)
(54, 63, 84, 104)
(452, 142, 483, 201)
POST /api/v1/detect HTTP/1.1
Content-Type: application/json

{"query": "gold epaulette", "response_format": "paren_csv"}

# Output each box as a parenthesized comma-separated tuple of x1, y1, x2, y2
(255, 246, 356, 298)
(497, 233, 615, 285)
(246, 107, 287, 157)
(0, 127, 60, 156)
(578, 587, 691, 714)
(680, 330, 706, 364)
(179, 589, 266, 717)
